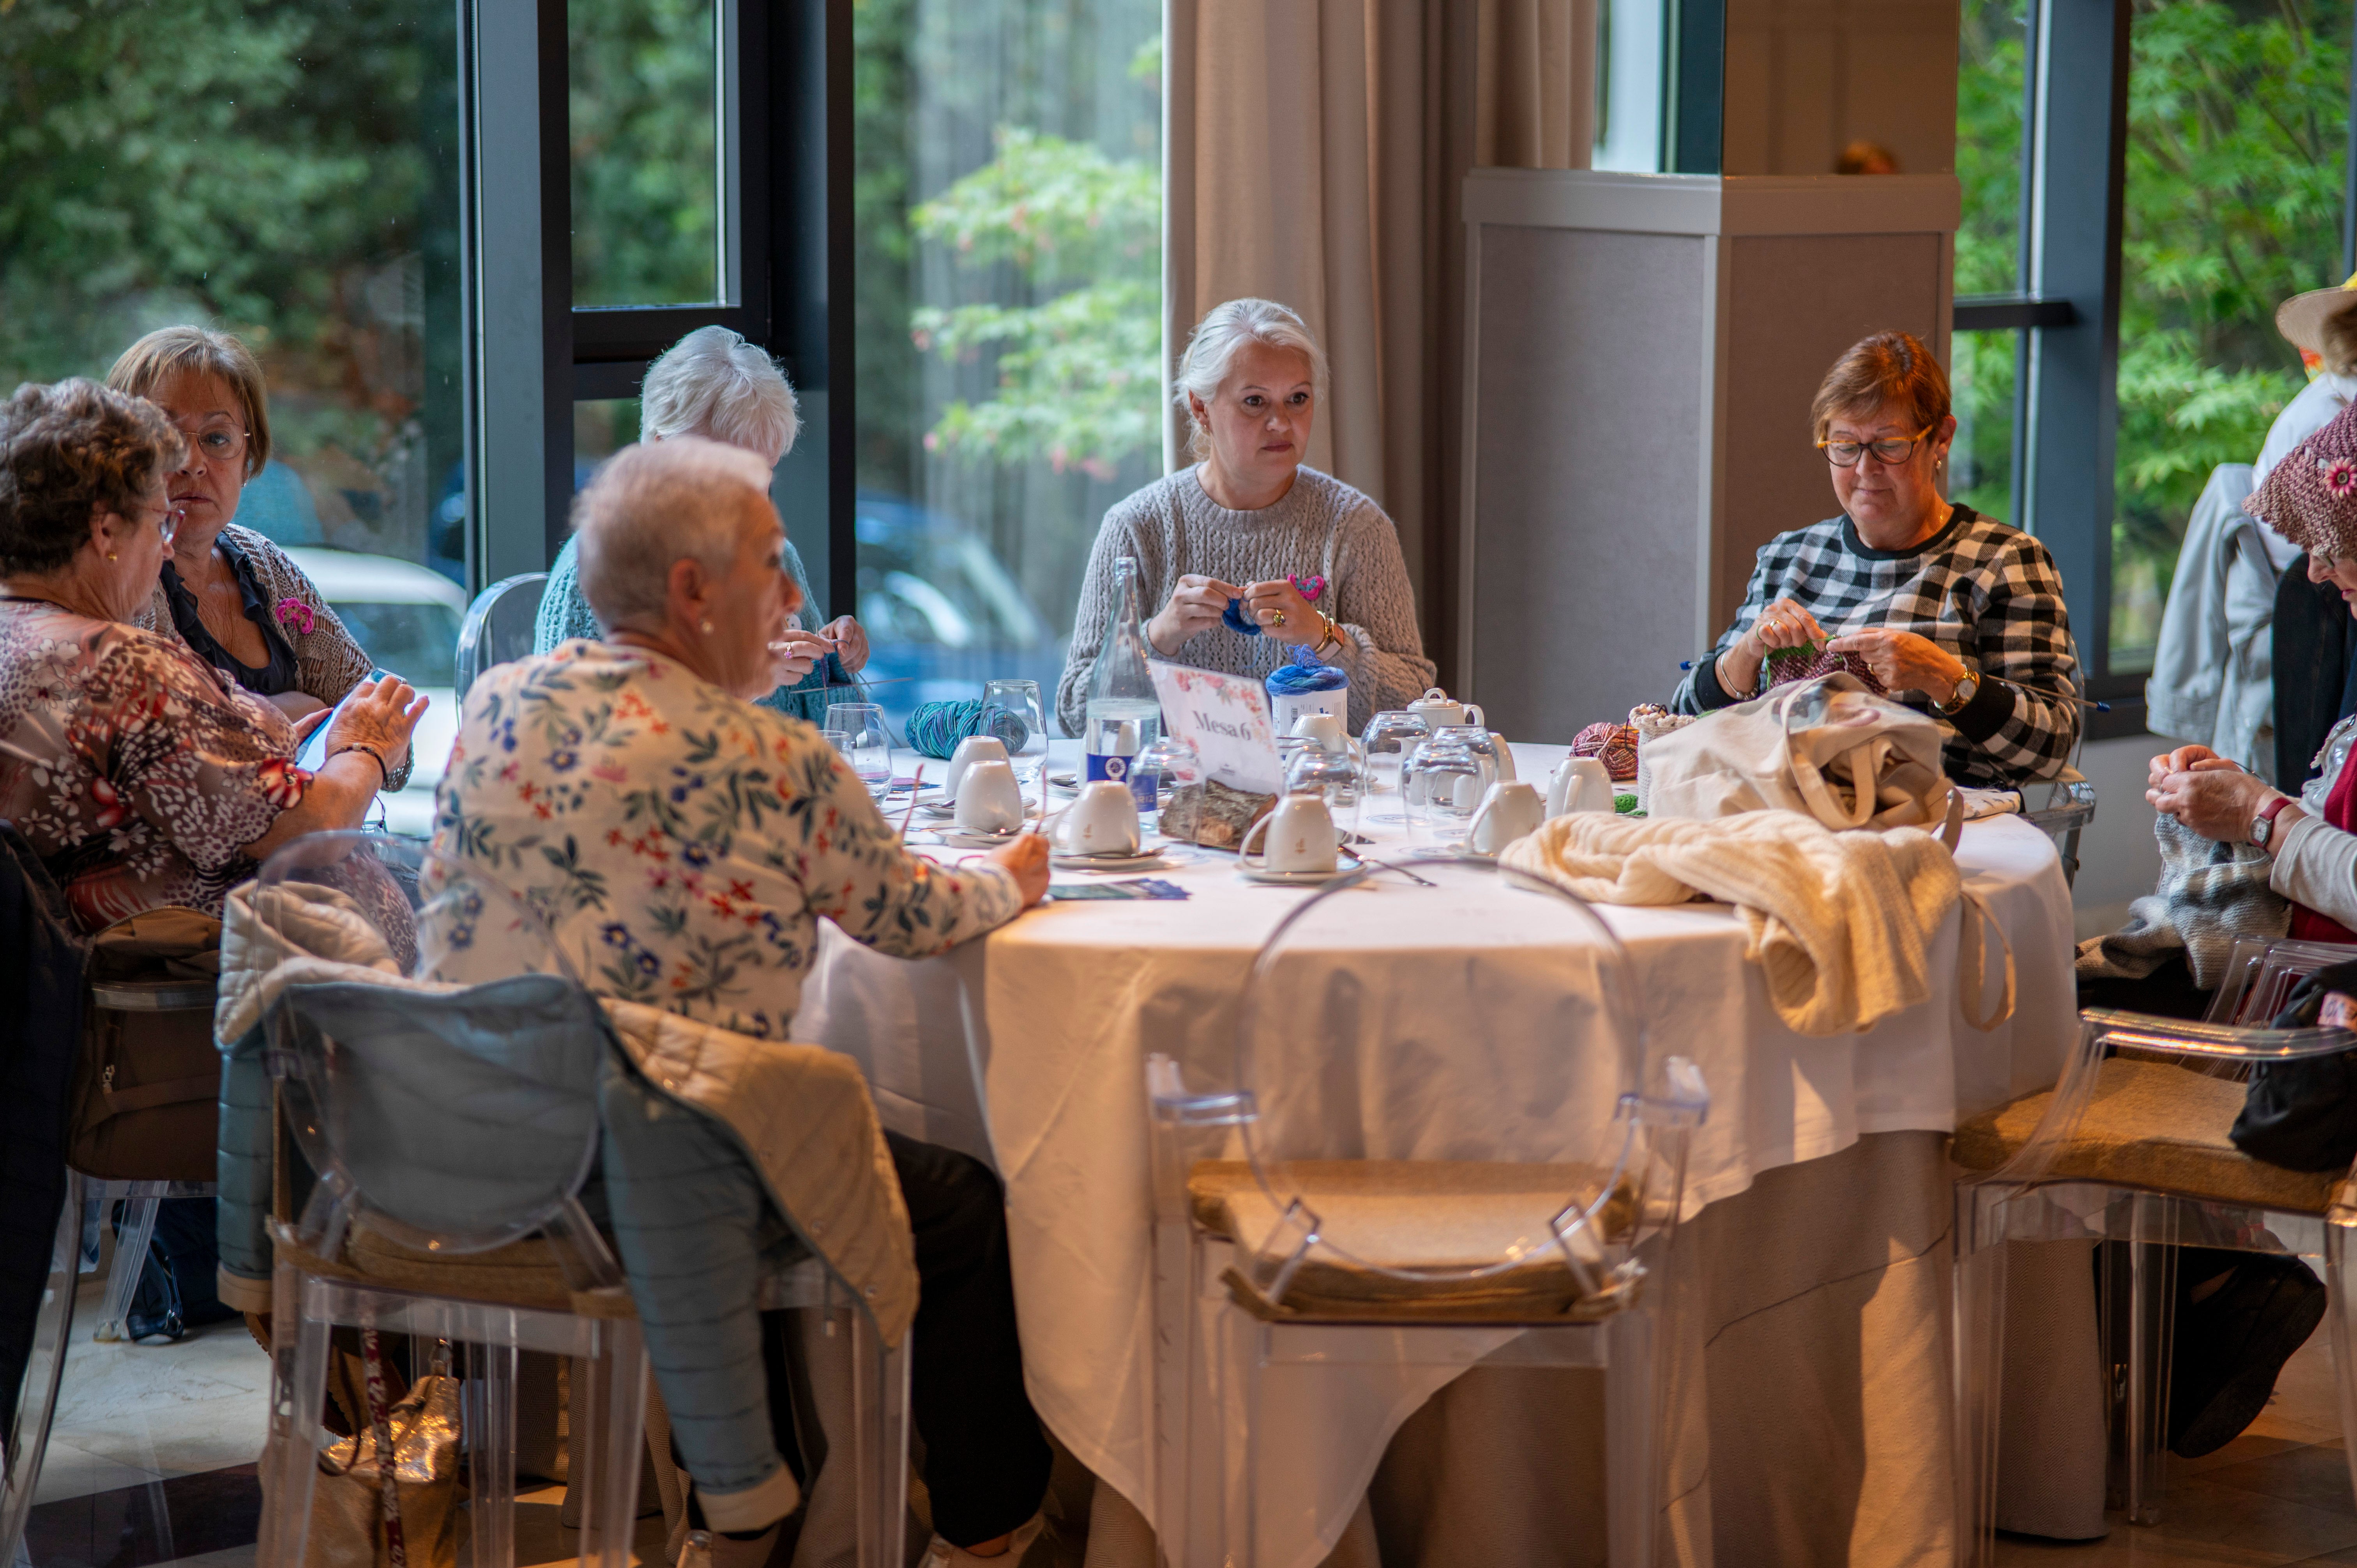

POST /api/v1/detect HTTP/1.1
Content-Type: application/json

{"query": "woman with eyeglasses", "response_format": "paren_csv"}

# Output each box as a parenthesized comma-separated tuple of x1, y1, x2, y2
(0, 380, 423, 928)
(104, 326, 413, 788)
(1671, 330, 2084, 787)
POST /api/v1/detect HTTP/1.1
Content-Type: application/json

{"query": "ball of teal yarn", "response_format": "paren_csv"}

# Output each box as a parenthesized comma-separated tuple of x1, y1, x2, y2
(908, 699, 1031, 760)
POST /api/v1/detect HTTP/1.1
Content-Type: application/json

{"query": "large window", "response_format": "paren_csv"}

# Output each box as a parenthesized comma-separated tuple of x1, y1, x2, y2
(0, 2, 466, 586)
(2110, 0, 2350, 671)
(852, 0, 1163, 730)
(1956, 0, 2357, 711)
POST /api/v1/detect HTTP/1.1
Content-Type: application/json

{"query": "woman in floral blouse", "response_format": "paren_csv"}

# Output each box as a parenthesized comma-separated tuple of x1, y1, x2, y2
(435, 437, 1053, 1566)
(0, 380, 425, 930)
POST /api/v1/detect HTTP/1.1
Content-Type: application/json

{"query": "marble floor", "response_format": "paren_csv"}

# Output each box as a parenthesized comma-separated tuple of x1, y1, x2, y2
(1997, 1330, 2357, 1566)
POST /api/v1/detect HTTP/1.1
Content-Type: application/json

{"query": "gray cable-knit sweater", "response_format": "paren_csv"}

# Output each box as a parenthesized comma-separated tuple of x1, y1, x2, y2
(1055, 466, 1435, 736)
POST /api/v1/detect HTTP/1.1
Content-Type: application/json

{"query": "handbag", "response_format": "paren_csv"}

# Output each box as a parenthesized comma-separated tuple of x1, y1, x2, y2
(1643, 674, 1963, 843)
(67, 906, 224, 1181)
(293, 1330, 465, 1568)
(2231, 957, 2357, 1171)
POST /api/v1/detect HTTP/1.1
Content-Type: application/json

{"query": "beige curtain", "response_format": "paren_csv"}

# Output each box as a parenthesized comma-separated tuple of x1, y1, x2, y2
(1474, 0, 1598, 170)
(1164, 0, 1469, 655)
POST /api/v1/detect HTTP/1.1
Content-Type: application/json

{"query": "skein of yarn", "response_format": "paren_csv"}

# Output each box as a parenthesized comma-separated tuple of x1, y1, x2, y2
(906, 699, 1031, 760)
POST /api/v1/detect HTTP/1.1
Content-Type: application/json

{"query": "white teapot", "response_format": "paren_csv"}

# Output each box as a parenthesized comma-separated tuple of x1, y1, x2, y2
(1405, 687, 1485, 734)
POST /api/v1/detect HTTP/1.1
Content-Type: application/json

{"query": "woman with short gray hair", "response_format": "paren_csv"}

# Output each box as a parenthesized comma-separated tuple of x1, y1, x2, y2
(441, 436, 1053, 1566)
(534, 326, 871, 726)
(1054, 297, 1433, 735)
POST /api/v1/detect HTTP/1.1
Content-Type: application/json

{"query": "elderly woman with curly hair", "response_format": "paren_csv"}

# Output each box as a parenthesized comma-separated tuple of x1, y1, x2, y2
(106, 325, 416, 789)
(0, 379, 423, 929)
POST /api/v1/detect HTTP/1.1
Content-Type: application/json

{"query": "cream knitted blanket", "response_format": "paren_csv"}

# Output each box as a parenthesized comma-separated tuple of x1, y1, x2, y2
(1498, 810, 2013, 1037)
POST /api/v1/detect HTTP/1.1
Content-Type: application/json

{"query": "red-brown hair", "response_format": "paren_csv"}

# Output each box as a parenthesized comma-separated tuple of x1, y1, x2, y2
(1810, 330, 1951, 440)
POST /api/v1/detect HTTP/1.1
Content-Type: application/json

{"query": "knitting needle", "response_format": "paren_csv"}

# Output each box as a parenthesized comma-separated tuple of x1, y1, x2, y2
(899, 765, 924, 839)
(1670, 660, 2112, 711)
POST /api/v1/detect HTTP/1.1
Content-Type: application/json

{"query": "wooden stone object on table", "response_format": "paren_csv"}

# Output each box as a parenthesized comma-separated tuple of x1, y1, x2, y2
(1157, 779, 1275, 849)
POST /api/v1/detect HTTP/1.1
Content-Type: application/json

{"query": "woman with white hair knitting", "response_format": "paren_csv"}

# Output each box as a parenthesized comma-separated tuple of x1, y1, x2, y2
(534, 326, 870, 724)
(1053, 297, 1435, 735)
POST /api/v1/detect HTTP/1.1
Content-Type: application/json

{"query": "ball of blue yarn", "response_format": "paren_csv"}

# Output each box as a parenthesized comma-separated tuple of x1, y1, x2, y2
(907, 699, 1030, 760)
(1221, 597, 1261, 636)
(1265, 647, 1348, 696)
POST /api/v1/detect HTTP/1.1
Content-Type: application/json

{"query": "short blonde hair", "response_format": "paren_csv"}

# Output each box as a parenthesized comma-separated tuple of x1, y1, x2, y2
(105, 326, 272, 479)
(573, 437, 774, 632)
(1810, 330, 1951, 441)
(641, 326, 800, 462)
(1171, 298, 1328, 460)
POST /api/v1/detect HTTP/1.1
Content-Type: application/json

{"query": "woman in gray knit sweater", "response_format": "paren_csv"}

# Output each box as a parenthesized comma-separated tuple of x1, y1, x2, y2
(1055, 298, 1434, 736)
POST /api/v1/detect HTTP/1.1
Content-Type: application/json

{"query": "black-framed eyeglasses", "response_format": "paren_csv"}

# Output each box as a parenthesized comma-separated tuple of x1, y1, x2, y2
(1816, 426, 1935, 467)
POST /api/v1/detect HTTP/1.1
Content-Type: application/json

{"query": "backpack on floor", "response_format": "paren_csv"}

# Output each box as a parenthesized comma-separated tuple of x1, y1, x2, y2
(116, 1196, 237, 1343)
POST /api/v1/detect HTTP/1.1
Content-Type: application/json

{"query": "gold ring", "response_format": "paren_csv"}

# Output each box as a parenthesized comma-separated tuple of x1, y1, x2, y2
(1272, 610, 1287, 626)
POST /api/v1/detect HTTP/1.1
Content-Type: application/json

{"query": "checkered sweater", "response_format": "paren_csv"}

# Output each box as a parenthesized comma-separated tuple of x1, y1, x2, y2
(1672, 507, 2082, 787)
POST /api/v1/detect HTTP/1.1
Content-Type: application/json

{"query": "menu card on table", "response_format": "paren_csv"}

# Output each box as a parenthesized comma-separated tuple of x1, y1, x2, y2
(1148, 660, 1284, 794)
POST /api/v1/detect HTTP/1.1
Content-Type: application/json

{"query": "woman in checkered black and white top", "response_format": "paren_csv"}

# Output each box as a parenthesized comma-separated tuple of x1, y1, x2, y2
(1672, 331, 2082, 788)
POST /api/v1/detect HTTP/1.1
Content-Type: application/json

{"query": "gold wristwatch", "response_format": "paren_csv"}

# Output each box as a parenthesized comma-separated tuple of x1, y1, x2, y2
(1938, 672, 1980, 716)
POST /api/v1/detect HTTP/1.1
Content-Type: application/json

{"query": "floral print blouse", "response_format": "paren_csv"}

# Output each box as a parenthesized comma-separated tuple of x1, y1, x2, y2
(0, 599, 306, 930)
(433, 639, 1024, 1040)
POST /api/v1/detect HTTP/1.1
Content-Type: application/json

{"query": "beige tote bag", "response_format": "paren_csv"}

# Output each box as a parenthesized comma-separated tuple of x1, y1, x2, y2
(1644, 675, 1964, 844)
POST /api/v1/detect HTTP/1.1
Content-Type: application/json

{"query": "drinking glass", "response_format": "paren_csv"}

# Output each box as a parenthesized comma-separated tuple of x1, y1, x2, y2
(828, 702, 893, 790)
(1285, 744, 1363, 842)
(981, 679, 1048, 786)
(1133, 735, 1205, 838)
(1404, 734, 1486, 848)
(1360, 711, 1432, 823)
(1434, 725, 1503, 791)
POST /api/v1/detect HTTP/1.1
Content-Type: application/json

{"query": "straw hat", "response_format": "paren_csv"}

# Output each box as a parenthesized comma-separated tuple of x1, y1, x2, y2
(2277, 270, 2357, 361)
(2244, 398, 2357, 557)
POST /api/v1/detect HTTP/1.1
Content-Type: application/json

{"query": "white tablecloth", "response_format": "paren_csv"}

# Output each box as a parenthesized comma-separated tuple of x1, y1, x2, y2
(795, 742, 2079, 1567)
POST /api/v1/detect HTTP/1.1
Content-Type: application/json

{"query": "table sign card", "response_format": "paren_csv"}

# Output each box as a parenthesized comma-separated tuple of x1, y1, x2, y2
(1148, 660, 1283, 793)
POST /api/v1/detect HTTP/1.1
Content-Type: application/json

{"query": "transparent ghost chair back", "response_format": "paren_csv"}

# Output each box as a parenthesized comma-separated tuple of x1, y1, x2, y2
(249, 831, 614, 1280)
(1225, 855, 1705, 1319)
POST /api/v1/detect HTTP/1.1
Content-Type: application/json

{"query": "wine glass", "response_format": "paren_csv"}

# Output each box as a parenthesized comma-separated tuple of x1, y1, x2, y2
(828, 701, 893, 791)
(1360, 711, 1432, 824)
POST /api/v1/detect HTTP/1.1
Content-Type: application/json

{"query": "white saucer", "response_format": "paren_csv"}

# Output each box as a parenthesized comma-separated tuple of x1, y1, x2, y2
(1237, 863, 1351, 886)
(1051, 849, 1166, 872)
(938, 825, 1028, 848)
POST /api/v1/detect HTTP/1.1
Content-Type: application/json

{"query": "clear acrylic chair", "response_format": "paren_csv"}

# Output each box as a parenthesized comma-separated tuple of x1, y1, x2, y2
(249, 830, 647, 1568)
(2020, 770, 2095, 889)
(454, 571, 548, 699)
(1, 1172, 88, 1568)
(1146, 858, 1707, 1568)
(1951, 1000, 2357, 1563)
(246, 831, 913, 1568)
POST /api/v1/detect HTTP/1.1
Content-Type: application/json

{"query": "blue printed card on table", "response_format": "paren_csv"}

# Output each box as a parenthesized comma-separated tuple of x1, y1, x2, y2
(1148, 660, 1283, 794)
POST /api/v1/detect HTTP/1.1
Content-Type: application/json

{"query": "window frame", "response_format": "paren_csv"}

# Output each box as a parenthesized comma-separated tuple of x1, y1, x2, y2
(1956, 0, 2357, 739)
(457, 0, 853, 607)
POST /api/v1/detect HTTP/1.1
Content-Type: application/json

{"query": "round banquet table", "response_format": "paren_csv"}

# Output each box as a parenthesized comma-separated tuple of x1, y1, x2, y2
(792, 740, 2080, 1568)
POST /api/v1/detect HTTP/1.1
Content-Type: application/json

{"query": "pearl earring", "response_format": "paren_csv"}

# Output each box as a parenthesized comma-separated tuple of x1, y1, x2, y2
(700, 618, 714, 634)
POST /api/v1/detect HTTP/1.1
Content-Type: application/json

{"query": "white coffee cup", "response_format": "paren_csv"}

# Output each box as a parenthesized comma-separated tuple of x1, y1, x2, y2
(1291, 712, 1347, 752)
(1468, 780, 1545, 855)
(954, 758, 1025, 833)
(1240, 792, 1339, 874)
(1054, 780, 1141, 856)
(1406, 687, 1485, 733)
(944, 734, 1009, 800)
(1488, 732, 1517, 782)
(1547, 756, 1617, 818)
